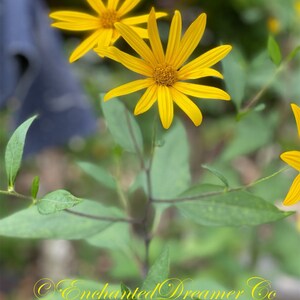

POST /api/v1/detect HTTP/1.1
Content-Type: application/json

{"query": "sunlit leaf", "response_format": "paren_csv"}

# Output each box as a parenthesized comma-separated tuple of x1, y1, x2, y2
(5, 116, 37, 189)
(31, 176, 40, 199)
(267, 35, 282, 66)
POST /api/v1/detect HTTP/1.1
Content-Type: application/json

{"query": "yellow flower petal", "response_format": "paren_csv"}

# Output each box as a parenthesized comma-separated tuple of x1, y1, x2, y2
(148, 8, 164, 63)
(283, 173, 300, 206)
(166, 10, 182, 64)
(291, 103, 300, 138)
(172, 13, 207, 69)
(280, 151, 300, 171)
(134, 85, 158, 115)
(174, 82, 231, 101)
(50, 11, 99, 22)
(114, 22, 156, 65)
(118, 0, 141, 16)
(97, 29, 114, 47)
(130, 26, 148, 39)
(94, 46, 117, 59)
(86, 0, 106, 14)
(96, 46, 152, 76)
(157, 86, 174, 129)
(180, 45, 232, 75)
(104, 79, 153, 101)
(122, 12, 167, 25)
(70, 30, 103, 62)
(178, 67, 223, 80)
(51, 21, 99, 31)
(108, 0, 119, 10)
(170, 87, 202, 126)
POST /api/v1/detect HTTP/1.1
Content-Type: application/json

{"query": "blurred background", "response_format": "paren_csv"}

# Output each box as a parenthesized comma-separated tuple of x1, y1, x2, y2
(1, 0, 300, 299)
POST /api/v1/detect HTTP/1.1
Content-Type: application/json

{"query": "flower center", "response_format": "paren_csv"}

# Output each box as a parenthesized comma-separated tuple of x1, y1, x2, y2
(153, 64, 177, 86)
(100, 9, 119, 28)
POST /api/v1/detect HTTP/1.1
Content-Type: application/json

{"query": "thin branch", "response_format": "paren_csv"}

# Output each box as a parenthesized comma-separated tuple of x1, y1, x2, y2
(152, 166, 289, 204)
(64, 209, 141, 224)
(0, 189, 32, 201)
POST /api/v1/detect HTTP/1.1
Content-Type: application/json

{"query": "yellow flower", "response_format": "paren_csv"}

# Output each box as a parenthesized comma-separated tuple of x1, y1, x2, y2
(95, 9, 232, 129)
(49, 0, 166, 62)
(280, 103, 300, 206)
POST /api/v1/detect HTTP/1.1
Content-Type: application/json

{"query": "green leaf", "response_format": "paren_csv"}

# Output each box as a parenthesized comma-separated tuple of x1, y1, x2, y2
(176, 184, 292, 226)
(151, 120, 190, 200)
(101, 95, 143, 153)
(0, 200, 123, 239)
(120, 284, 135, 299)
(267, 35, 282, 66)
(5, 116, 37, 189)
(31, 176, 40, 199)
(142, 247, 169, 291)
(287, 45, 300, 62)
(77, 161, 117, 190)
(37, 189, 82, 214)
(86, 221, 130, 253)
(202, 165, 229, 188)
(222, 48, 246, 109)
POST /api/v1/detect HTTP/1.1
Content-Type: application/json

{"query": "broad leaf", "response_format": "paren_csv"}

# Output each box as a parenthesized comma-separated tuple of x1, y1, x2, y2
(101, 96, 143, 153)
(0, 200, 123, 239)
(5, 116, 37, 189)
(151, 120, 190, 200)
(86, 221, 131, 253)
(176, 185, 292, 226)
(37, 189, 82, 214)
(142, 247, 169, 291)
(77, 161, 116, 190)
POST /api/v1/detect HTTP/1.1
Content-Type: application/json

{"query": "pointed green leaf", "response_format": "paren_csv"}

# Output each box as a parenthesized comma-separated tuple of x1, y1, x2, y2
(176, 185, 292, 226)
(101, 95, 143, 154)
(142, 247, 169, 291)
(5, 116, 37, 189)
(31, 176, 40, 199)
(267, 36, 282, 66)
(151, 120, 190, 200)
(0, 200, 123, 239)
(287, 45, 300, 62)
(202, 165, 229, 188)
(77, 161, 117, 190)
(37, 189, 82, 214)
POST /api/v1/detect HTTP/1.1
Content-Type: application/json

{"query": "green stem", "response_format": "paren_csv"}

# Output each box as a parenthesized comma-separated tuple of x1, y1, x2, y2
(0, 189, 32, 201)
(241, 62, 285, 113)
(152, 166, 289, 204)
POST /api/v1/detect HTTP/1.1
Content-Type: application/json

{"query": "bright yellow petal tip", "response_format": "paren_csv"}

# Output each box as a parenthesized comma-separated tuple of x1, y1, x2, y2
(283, 174, 300, 206)
(291, 103, 300, 137)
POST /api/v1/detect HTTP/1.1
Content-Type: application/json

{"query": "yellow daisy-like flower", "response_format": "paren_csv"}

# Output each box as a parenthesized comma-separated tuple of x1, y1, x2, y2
(280, 103, 300, 206)
(95, 9, 232, 129)
(49, 0, 166, 62)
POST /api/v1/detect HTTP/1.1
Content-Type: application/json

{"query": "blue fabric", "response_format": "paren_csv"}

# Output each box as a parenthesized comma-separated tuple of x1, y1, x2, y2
(0, 0, 97, 154)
